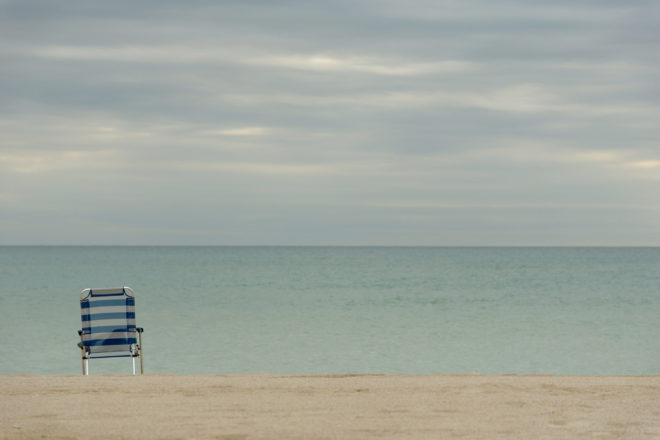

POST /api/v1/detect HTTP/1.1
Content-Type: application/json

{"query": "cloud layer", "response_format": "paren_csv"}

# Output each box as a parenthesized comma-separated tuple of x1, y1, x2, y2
(1, 0, 659, 245)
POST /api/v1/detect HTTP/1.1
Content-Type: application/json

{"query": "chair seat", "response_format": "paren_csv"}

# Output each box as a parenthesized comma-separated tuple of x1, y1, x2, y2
(88, 351, 138, 359)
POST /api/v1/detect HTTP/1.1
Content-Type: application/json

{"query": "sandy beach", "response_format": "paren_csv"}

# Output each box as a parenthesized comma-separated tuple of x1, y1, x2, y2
(1, 375, 659, 439)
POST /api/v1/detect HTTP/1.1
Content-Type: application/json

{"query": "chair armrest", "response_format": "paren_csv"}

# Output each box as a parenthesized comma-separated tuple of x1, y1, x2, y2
(78, 330, 85, 336)
(136, 327, 144, 333)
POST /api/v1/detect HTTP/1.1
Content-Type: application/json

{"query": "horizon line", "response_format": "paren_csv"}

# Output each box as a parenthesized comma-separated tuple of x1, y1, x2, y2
(1, 244, 659, 248)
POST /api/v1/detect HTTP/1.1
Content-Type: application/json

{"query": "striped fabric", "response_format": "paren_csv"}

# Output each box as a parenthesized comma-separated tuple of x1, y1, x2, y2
(80, 287, 137, 358)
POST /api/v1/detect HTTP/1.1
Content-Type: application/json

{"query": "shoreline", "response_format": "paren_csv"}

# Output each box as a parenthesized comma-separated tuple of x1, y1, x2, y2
(3, 372, 660, 377)
(2, 374, 659, 439)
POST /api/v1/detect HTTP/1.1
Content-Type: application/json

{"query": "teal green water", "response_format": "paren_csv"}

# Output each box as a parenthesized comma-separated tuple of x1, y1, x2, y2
(1, 246, 658, 375)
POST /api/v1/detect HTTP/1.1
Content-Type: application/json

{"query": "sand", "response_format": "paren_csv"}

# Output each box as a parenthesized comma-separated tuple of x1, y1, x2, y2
(1, 374, 659, 439)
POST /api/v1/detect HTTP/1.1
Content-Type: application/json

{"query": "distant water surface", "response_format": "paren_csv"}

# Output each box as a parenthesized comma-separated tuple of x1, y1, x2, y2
(0, 246, 658, 375)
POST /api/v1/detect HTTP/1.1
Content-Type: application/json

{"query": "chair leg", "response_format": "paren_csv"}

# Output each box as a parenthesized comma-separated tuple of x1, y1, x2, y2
(81, 348, 88, 376)
(83, 358, 89, 376)
(137, 331, 144, 374)
(132, 357, 136, 375)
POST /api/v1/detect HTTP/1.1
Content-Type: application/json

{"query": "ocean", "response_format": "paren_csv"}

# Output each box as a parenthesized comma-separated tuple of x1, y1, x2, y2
(0, 246, 658, 375)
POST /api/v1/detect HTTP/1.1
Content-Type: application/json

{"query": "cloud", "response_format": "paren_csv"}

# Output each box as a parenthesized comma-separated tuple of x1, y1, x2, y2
(201, 127, 270, 136)
(179, 161, 349, 176)
(11, 43, 475, 76)
(218, 84, 658, 121)
(246, 54, 475, 75)
(629, 160, 660, 169)
(1, 0, 659, 245)
(0, 149, 119, 174)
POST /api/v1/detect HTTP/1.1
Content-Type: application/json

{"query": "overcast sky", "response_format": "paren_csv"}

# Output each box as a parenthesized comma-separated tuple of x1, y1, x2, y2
(1, 0, 659, 245)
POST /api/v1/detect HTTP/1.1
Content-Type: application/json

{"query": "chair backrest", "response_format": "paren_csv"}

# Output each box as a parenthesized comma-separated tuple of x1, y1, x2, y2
(80, 287, 137, 357)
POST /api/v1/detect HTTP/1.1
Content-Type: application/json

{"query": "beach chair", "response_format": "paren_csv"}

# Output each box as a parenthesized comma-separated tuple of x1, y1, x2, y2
(77, 287, 144, 375)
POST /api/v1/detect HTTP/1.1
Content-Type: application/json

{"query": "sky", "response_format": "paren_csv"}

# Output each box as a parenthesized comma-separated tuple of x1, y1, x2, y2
(1, 0, 659, 245)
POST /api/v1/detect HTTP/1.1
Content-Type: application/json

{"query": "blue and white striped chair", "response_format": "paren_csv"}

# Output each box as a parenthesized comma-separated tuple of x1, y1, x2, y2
(77, 287, 144, 375)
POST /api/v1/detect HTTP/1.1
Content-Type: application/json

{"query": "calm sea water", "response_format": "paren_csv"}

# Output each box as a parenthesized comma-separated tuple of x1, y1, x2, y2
(0, 246, 658, 375)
